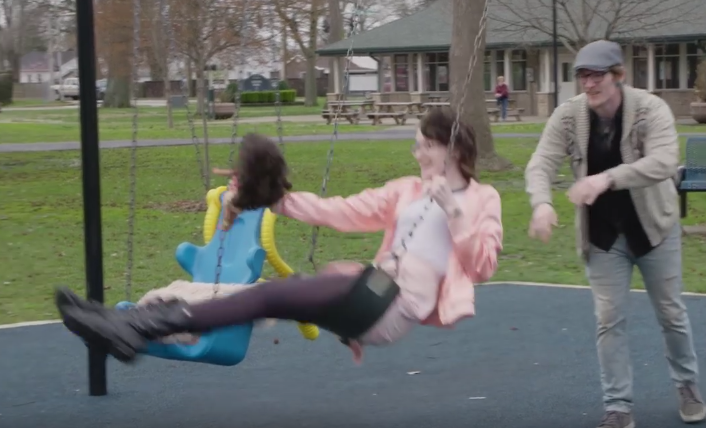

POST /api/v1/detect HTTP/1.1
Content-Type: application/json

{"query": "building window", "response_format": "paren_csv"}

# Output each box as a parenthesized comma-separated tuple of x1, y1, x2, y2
(632, 45, 648, 89)
(424, 52, 449, 91)
(393, 54, 409, 91)
(511, 50, 527, 91)
(654, 43, 679, 89)
(686, 42, 705, 89)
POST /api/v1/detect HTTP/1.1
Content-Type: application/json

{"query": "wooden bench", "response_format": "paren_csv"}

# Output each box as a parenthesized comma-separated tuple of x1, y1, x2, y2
(676, 137, 706, 218)
(488, 107, 525, 122)
(321, 109, 360, 125)
(366, 111, 407, 125)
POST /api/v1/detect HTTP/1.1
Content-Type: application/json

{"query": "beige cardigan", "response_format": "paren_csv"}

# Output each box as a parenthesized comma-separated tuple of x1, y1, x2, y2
(524, 85, 681, 260)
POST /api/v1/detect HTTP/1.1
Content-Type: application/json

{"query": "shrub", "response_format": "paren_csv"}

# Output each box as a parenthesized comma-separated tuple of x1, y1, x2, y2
(219, 82, 238, 103)
(237, 89, 297, 104)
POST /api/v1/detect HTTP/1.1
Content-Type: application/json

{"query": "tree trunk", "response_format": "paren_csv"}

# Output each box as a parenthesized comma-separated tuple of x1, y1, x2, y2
(164, 70, 173, 128)
(304, 51, 318, 106)
(103, 76, 132, 108)
(9, 51, 20, 83)
(196, 58, 210, 188)
(450, 0, 512, 171)
(327, 0, 343, 95)
(303, 1, 321, 107)
(99, 0, 133, 109)
(186, 59, 193, 97)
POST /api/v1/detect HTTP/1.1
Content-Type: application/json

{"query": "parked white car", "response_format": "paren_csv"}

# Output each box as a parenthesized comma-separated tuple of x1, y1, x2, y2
(51, 77, 80, 100)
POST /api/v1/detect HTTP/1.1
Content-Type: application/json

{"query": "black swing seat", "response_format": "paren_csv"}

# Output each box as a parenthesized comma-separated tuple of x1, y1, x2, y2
(306, 264, 401, 342)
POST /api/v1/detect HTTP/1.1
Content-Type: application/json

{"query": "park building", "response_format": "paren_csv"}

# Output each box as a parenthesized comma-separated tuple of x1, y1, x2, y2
(317, 0, 706, 119)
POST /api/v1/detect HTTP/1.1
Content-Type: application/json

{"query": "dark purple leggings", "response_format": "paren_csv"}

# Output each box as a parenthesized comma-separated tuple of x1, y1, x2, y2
(187, 273, 358, 330)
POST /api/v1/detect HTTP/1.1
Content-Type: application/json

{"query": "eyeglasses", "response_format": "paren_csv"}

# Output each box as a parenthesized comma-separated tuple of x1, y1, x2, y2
(576, 71, 608, 84)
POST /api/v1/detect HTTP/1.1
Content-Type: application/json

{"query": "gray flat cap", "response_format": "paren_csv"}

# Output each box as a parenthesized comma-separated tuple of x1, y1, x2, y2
(574, 40, 623, 72)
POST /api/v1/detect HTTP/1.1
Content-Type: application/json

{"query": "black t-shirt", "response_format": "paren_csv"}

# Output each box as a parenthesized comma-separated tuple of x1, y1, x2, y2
(586, 105, 654, 257)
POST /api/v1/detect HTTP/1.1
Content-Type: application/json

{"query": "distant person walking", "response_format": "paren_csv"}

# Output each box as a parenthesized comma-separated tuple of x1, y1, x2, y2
(494, 76, 509, 121)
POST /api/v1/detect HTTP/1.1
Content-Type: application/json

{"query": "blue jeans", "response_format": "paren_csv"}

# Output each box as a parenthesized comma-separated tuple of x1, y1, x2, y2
(585, 223, 699, 413)
(497, 97, 508, 120)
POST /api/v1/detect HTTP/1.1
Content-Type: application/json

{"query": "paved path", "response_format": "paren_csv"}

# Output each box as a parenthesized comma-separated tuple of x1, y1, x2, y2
(2, 283, 705, 428)
(0, 130, 540, 153)
(3, 129, 706, 153)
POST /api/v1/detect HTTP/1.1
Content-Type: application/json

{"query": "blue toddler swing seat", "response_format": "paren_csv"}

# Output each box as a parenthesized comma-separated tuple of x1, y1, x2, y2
(115, 186, 319, 366)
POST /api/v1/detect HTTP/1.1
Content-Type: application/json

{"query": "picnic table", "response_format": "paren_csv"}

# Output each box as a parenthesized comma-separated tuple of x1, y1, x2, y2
(366, 102, 422, 125)
(321, 100, 374, 124)
(485, 98, 525, 122)
(417, 100, 524, 122)
(417, 102, 450, 118)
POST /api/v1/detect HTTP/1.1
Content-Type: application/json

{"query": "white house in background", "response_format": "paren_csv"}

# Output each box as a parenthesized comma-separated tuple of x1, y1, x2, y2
(19, 50, 77, 83)
(282, 54, 378, 93)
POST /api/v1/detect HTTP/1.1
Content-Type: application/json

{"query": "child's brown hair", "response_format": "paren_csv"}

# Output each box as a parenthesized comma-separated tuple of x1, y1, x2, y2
(227, 133, 292, 211)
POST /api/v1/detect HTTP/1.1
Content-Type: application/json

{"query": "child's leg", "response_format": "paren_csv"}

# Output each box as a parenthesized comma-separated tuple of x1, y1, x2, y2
(186, 273, 357, 330)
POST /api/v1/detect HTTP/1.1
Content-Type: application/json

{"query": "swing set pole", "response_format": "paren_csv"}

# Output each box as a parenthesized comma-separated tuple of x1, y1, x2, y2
(75, 0, 108, 397)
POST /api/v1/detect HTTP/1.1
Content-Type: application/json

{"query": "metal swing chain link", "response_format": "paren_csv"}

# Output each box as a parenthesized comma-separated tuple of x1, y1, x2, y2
(125, 0, 142, 302)
(306, 4, 362, 272)
(213, 0, 254, 292)
(392, 0, 491, 263)
(226, 0, 251, 166)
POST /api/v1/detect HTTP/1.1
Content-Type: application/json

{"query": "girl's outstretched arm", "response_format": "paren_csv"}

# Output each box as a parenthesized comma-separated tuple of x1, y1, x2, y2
(274, 177, 415, 233)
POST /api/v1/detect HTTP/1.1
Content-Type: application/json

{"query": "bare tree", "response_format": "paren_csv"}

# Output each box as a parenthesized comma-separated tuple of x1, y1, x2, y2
(274, 0, 326, 106)
(451, 0, 512, 170)
(323, 0, 343, 93)
(1, 0, 30, 82)
(171, 0, 257, 113)
(490, 0, 704, 53)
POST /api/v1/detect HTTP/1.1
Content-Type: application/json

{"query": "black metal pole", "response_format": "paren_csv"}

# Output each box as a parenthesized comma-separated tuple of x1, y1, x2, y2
(75, 0, 108, 397)
(552, 0, 559, 109)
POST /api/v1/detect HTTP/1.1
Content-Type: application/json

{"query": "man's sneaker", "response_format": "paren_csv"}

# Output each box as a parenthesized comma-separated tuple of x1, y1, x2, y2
(597, 411, 635, 428)
(678, 383, 706, 423)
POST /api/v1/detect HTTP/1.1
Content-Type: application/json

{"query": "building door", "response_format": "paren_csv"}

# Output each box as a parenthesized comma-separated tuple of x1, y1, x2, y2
(558, 56, 576, 105)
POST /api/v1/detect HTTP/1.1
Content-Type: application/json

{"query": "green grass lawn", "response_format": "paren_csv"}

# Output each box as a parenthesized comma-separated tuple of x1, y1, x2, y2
(2, 137, 706, 325)
(2, 99, 70, 108)
(3, 103, 706, 145)
(0, 104, 390, 144)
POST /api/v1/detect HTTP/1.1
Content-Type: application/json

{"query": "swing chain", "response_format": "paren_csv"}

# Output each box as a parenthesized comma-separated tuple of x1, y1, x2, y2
(275, 82, 284, 151)
(213, 226, 228, 293)
(212, 1, 253, 293)
(227, 0, 251, 166)
(125, 0, 142, 302)
(306, 3, 362, 272)
(163, 6, 208, 192)
(392, 0, 490, 266)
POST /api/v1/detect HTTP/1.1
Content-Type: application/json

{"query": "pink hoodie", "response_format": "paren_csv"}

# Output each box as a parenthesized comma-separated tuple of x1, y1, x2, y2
(275, 176, 504, 330)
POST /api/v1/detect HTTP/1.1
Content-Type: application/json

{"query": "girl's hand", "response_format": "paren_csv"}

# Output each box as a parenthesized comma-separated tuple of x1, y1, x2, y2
(424, 175, 462, 217)
(212, 168, 238, 191)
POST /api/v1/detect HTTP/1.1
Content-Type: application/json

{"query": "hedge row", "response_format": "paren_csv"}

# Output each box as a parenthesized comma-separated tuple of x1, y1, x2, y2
(239, 90, 297, 104)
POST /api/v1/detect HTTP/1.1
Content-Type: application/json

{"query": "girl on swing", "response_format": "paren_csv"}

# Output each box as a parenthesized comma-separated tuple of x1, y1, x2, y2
(55, 106, 504, 364)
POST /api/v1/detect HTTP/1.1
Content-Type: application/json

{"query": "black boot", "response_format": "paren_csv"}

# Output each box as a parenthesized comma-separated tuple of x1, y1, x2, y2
(55, 287, 196, 363)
